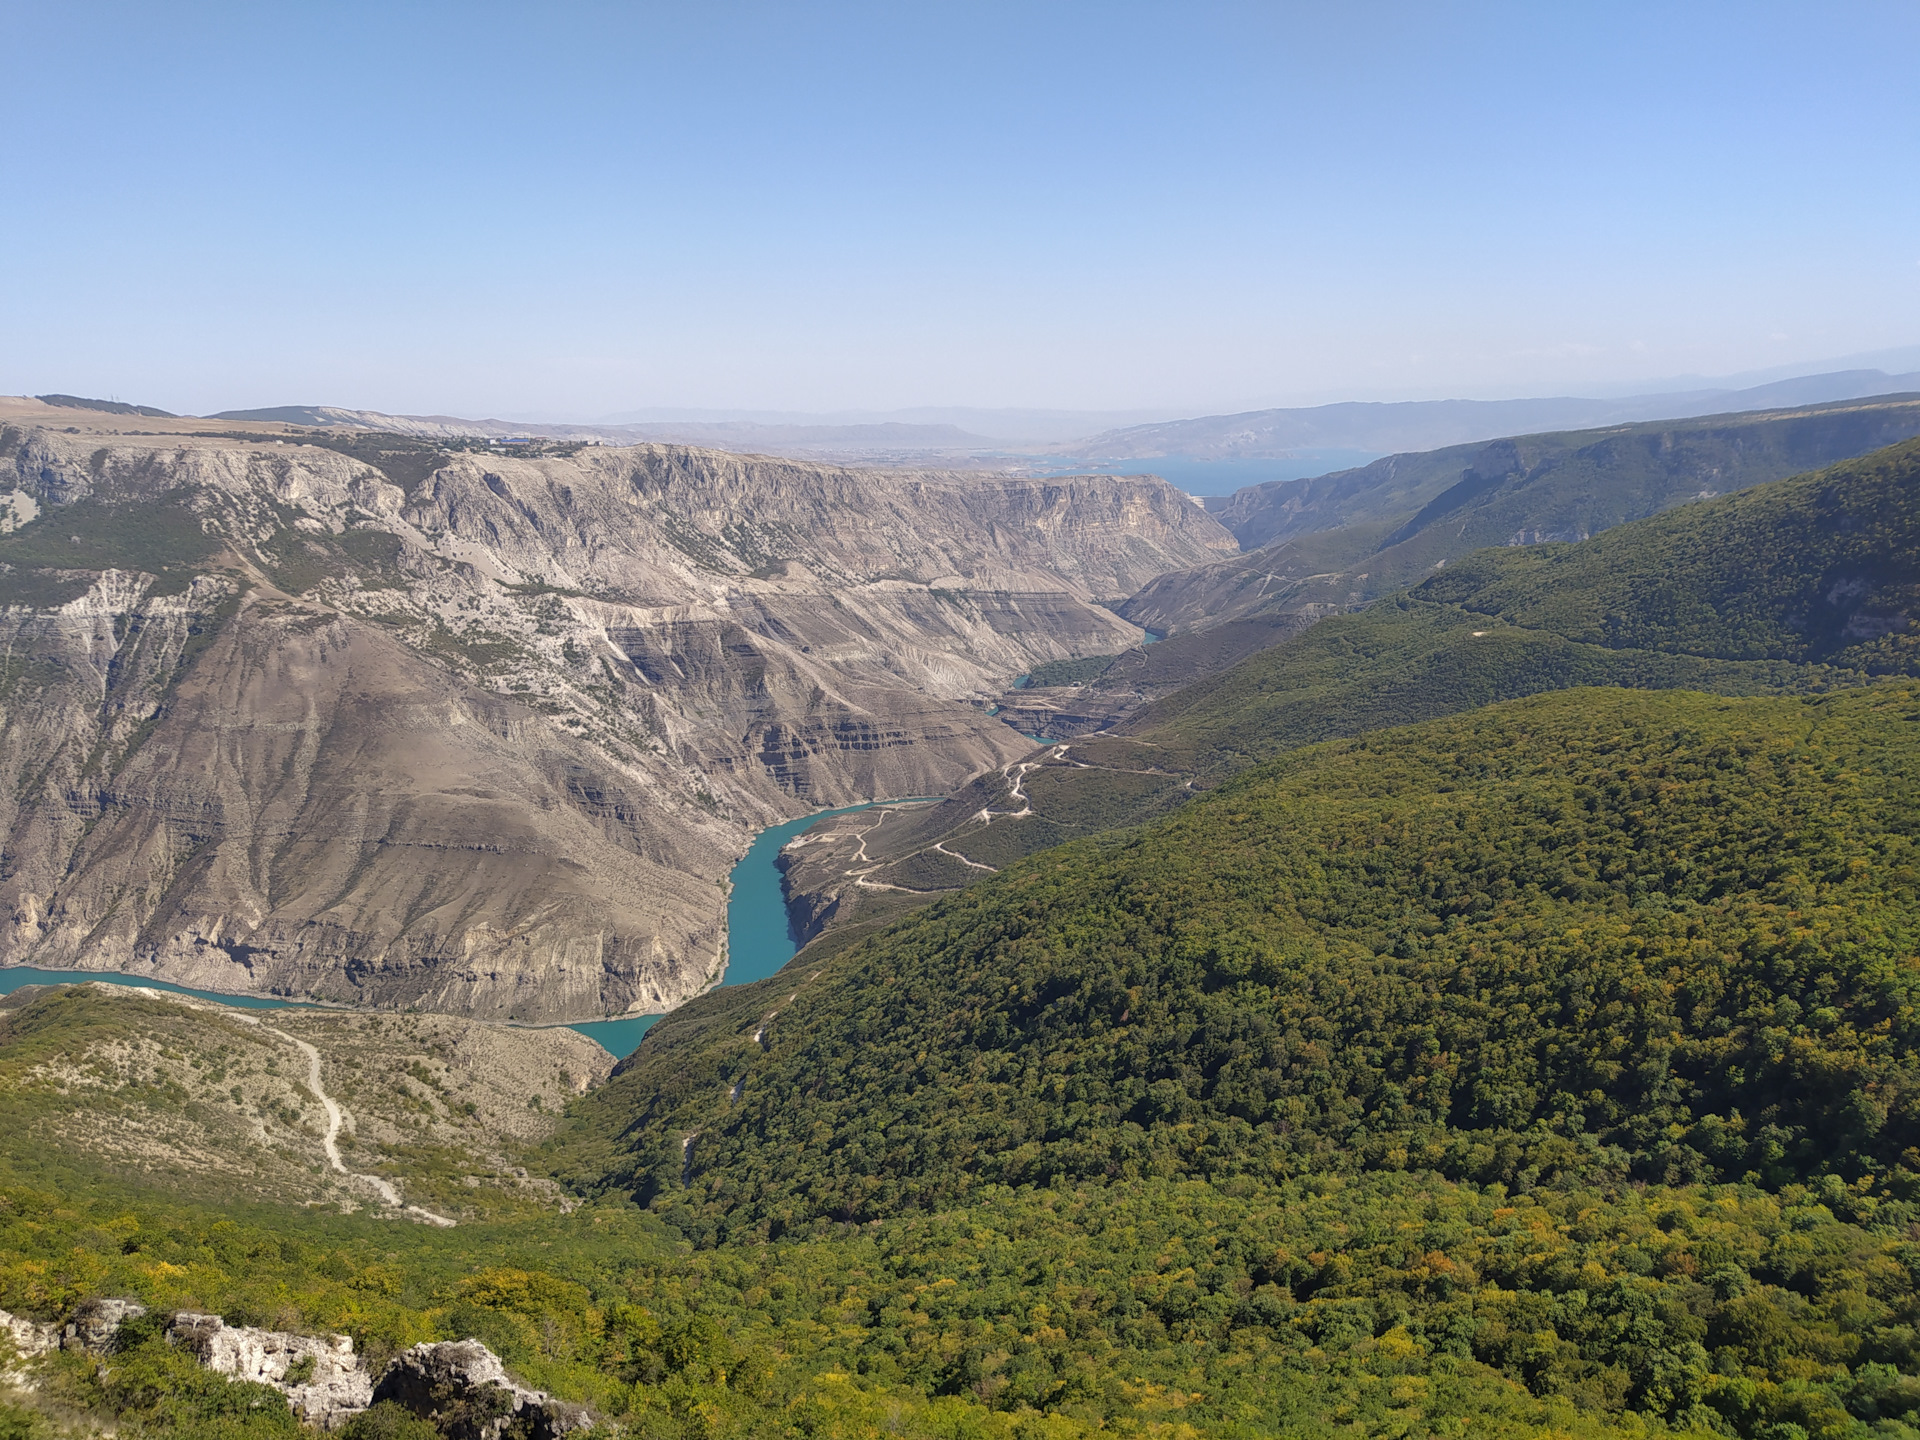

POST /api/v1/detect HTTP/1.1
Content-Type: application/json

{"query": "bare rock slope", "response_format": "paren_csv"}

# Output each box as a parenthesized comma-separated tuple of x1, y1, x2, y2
(0, 982, 609, 1217)
(0, 400, 1231, 1019)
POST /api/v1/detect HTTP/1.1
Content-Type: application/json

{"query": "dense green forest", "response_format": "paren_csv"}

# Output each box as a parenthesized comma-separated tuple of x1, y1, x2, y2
(1115, 600, 1827, 776)
(520, 681, 1920, 1437)
(14, 1157, 1920, 1440)
(560, 684, 1920, 1220)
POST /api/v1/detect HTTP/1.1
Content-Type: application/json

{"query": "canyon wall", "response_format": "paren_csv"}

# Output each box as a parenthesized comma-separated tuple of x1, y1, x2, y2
(0, 402, 1232, 1019)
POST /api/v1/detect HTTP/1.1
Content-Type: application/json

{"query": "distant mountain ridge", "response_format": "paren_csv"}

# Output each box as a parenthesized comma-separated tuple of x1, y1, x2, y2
(1127, 432, 1920, 770)
(1126, 393, 1920, 636)
(1079, 369, 1920, 462)
(203, 363, 1920, 471)
(35, 393, 176, 419)
(207, 405, 1005, 455)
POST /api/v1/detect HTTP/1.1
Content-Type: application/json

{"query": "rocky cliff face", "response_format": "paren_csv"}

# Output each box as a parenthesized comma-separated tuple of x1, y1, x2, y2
(3, 598, 736, 1017)
(0, 400, 1232, 1019)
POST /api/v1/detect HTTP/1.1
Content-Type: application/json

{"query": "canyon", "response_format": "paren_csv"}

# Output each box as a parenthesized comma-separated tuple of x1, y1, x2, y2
(0, 398, 1232, 1022)
(9, 390, 1917, 1029)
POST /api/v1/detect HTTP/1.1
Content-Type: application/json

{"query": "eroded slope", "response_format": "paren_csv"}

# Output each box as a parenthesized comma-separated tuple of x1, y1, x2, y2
(0, 983, 609, 1218)
(0, 399, 1231, 1018)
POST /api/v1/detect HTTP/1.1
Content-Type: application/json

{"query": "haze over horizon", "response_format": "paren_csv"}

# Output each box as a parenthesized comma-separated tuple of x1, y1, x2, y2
(5, 2, 1917, 420)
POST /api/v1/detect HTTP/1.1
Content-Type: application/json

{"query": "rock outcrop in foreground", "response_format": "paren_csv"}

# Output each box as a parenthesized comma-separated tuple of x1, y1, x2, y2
(4, 1296, 587, 1436)
(169, 1312, 373, 1428)
(0, 1306, 59, 1384)
(373, 1339, 591, 1439)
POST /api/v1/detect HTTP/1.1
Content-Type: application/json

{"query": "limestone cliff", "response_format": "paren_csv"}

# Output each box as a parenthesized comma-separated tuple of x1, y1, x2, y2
(0, 399, 1232, 1019)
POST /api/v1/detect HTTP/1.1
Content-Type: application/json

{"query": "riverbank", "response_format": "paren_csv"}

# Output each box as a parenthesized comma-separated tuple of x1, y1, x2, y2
(0, 801, 904, 1060)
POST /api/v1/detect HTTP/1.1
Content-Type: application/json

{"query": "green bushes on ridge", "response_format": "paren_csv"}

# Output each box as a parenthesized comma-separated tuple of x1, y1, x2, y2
(1413, 436, 1920, 671)
(1124, 599, 1831, 774)
(18, 1165, 1920, 1440)
(561, 684, 1920, 1234)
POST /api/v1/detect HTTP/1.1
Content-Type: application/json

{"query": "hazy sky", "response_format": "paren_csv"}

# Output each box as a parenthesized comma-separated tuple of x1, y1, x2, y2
(5, 1, 1917, 419)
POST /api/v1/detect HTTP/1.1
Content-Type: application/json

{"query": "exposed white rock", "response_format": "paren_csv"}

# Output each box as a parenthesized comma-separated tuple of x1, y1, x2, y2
(11, 1295, 575, 1438)
(0, 1307, 59, 1384)
(168, 1312, 373, 1428)
(56, 567, 150, 616)
(0, 489, 39, 533)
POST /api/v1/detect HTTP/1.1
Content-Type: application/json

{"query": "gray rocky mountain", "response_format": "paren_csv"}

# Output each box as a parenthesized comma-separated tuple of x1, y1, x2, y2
(0, 398, 1231, 1021)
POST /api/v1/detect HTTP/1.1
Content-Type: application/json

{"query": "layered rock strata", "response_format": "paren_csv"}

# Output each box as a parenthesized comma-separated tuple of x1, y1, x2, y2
(0, 400, 1233, 1018)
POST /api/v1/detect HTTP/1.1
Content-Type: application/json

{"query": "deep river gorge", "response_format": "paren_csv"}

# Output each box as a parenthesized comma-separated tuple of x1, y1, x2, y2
(0, 801, 886, 1060)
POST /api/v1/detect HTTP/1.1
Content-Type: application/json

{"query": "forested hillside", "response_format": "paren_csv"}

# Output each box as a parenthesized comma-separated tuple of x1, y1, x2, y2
(1130, 435, 1920, 769)
(560, 684, 1920, 1221)
(1125, 395, 1920, 637)
(538, 681, 1920, 1437)
(1413, 435, 1920, 671)
(779, 437, 1920, 916)
(19, 1159, 1898, 1440)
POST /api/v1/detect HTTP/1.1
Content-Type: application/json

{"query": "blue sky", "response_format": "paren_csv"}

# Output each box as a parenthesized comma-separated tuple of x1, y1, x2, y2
(4, 1, 1916, 418)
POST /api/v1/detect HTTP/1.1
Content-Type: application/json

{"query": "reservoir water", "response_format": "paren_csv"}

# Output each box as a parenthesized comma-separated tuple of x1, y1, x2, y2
(566, 800, 888, 1057)
(0, 800, 890, 1062)
(0, 965, 314, 1011)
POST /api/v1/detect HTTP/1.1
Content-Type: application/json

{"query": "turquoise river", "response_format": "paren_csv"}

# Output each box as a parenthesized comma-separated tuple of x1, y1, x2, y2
(0, 802, 888, 1061)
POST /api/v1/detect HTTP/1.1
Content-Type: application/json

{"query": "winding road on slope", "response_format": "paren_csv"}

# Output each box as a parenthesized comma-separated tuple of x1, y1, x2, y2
(269, 1027, 457, 1228)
